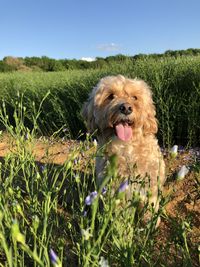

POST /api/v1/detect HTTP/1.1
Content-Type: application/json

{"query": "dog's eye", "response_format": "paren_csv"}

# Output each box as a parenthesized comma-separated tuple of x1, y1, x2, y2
(132, 96, 137, 100)
(107, 94, 114, 100)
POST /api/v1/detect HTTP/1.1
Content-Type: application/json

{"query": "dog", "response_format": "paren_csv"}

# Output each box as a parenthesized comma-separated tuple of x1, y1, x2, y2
(82, 75, 165, 218)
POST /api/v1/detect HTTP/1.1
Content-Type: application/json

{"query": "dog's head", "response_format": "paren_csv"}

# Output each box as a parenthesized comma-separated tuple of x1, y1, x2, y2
(82, 75, 157, 141)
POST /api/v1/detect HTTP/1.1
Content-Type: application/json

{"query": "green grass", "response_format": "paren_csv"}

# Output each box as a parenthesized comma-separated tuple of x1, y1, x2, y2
(0, 102, 158, 267)
(0, 55, 200, 147)
(0, 93, 199, 267)
(0, 56, 199, 265)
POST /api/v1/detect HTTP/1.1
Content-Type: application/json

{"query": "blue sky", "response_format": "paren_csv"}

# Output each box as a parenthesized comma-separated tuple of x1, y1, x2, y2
(0, 0, 200, 60)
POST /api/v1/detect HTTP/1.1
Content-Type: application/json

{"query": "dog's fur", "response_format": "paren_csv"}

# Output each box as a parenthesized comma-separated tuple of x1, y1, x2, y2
(82, 75, 165, 213)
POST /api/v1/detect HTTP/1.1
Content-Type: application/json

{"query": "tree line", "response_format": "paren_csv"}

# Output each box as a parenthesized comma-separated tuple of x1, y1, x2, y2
(0, 48, 200, 72)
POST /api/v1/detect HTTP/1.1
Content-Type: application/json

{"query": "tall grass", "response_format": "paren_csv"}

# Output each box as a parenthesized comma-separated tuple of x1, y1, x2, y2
(0, 95, 199, 266)
(0, 55, 200, 147)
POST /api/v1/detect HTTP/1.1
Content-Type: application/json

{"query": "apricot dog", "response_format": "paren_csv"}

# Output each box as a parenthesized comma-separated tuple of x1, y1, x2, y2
(82, 75, 165, 215)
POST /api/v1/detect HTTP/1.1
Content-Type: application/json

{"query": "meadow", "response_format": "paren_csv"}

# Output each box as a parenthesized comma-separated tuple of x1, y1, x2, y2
(0, 56, 199, 266)
(0, 55, 200, 147)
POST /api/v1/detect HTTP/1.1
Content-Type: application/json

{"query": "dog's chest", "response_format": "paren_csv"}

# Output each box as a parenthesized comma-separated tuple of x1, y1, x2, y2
(109, 140, 135, 160)
(104, 138, 159, 178)
(106, 139, 140, 172)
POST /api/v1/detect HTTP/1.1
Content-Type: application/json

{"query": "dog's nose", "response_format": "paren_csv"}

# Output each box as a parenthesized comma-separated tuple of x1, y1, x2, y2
(119, 103, 133, 115)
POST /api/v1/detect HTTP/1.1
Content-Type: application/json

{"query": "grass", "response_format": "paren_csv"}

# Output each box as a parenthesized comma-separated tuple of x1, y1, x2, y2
(0, 55, 200, 147)
(0, 91, 199, 266)
(0, 56, 199, 266)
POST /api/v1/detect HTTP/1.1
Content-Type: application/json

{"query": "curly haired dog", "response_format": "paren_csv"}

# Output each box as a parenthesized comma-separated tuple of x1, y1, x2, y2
(82, 75, 165, 216)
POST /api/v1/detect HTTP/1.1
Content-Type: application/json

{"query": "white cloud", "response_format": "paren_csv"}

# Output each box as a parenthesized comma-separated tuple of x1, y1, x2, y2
(96, 43, 121, 52)
(81, 57, 96, 62)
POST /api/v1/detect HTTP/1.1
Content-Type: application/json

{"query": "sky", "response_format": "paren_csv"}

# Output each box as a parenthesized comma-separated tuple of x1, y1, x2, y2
(0, 0, 200, 60)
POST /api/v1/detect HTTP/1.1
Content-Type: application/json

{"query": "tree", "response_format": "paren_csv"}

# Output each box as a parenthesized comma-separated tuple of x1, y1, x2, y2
(3, 56, 24, 70)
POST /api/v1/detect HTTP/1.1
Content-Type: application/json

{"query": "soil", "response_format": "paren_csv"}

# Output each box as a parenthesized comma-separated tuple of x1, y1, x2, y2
(156, 149, 200, 267)
(0, 134, 199, 266)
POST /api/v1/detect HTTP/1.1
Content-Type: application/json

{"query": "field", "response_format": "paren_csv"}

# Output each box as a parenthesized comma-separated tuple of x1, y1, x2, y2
(0, 56, 199, 266)
(0, 56, 200, 146)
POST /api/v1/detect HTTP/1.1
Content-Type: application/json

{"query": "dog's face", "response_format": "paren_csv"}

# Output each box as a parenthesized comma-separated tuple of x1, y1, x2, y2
(82, 75, 158, 141)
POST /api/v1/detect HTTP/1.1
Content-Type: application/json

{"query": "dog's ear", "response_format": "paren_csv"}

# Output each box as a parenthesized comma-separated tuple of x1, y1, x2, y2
(143, 104, 158, 135)
(137, 80, 158, 135)
(81, 96, 97, 133)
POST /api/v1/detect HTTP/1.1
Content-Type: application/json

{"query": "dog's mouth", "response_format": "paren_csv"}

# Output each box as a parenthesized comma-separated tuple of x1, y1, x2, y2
(114, 120, 133, 141)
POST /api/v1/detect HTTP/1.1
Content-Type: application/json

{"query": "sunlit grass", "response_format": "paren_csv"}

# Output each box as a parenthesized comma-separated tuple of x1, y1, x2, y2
(0, 57, 199, 266)
(0, 92, 199, 267)
(0, 55, 200, 147)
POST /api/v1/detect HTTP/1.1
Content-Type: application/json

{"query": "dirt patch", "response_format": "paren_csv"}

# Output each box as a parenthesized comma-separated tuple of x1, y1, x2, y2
(0, 134, 80, 164)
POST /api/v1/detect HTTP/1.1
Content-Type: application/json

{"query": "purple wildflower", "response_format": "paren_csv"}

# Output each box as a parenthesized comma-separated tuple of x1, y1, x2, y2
(40, 164, 45, 172)
(24, 133, 29, 141)
(118, 180, 129, 193)
(49, 249, 58, 265)
(74, 158, 79, 165)
(63, 128, 68, 133)
(102, 187, 107, 195)
(85, 191, 97, 205)
(82, 210, 87, 217)
(178, 146, 185, 153)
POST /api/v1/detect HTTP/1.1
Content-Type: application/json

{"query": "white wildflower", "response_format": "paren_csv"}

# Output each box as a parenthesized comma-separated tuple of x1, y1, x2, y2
(170, 145, 178, 158)
(177, 165, 189, 180)
(93, 139, 98, 147)
(81, 228, 92, 240)
(99, 256, 109, 267)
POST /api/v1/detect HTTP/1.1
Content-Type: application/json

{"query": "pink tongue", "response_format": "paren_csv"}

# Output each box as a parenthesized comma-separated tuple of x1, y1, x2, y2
(115, 123, 132, 141)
